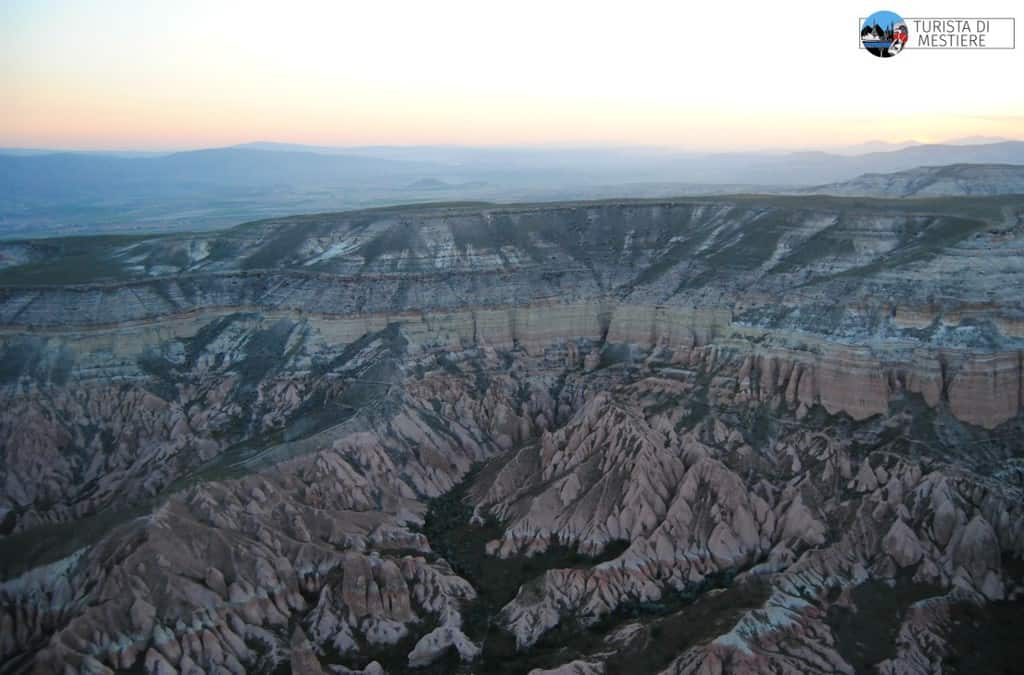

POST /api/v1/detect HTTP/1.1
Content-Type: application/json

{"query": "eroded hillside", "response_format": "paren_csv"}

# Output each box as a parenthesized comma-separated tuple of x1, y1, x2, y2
(1, 195, 1023, 675)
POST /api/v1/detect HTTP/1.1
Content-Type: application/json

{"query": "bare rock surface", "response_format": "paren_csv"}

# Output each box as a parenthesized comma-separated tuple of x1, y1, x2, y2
(800, 163, 1024, 198)
(1, 195, 1023, 674)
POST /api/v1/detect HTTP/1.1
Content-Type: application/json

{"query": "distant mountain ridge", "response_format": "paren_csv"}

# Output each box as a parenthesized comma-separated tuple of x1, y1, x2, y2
(800, 163, 1024, 197)
(2, 141, 1024, 237)
(4, 140, 1024, 186)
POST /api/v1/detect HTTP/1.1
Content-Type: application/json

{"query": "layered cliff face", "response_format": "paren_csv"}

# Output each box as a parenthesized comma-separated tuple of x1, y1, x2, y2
(802, 164, 1024, 198)
(1, 194, 1023, 674)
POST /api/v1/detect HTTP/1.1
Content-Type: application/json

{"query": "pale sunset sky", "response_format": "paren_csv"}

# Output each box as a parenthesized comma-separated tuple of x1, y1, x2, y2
(2, 0, 1022, 151)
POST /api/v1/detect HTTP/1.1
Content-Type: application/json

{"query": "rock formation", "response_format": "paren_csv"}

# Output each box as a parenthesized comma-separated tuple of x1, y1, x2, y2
(801, 163, 1024, 198)
(1, 194, 1022, 673)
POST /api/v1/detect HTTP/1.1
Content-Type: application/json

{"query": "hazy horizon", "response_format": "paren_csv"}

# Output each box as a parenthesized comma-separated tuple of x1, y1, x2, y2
(2, 134, 1022, 156)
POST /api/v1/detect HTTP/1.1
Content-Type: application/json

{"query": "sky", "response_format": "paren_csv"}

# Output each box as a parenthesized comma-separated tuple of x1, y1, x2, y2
(2, 0, 1023, 151)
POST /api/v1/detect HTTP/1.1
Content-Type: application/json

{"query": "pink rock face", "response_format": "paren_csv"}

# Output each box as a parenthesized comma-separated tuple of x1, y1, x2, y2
(2, 329, 1021, 675)
(2, 199, 1023, 673)
(948, 352, 1023, 429)
(882, 519, 924, 568)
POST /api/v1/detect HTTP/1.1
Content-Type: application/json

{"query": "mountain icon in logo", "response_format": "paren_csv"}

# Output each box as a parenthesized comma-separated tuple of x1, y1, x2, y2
(862, 10, 909, 57)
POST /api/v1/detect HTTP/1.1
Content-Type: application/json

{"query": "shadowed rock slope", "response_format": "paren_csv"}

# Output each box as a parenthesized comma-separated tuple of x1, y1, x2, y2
(802, 164, 1024, 198)
(1, 194, 1023, 674)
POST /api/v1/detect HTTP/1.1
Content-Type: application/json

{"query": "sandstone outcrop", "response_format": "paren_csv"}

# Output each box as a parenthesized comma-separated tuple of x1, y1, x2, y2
(1, 196, 1022, 673)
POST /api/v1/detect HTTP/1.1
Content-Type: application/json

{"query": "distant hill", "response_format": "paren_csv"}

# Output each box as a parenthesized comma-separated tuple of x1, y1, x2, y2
(2, 141, 1024, 238)
(800, 164, 1024, 197)
(406, 178, 452, 190)
(5, 141, 1023, 195)
(687, 141, 1024, 185)
(0, 147, 167, 158)
(0, 147, 434, 197)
